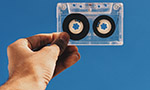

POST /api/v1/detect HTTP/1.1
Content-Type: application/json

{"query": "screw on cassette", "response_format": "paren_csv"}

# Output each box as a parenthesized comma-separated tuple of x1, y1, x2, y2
(62, 13, 90, 40)
(93, 15, 116, 38)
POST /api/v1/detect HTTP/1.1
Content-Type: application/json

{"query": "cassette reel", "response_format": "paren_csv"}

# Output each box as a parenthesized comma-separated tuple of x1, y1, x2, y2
(57, 3, 124, 45)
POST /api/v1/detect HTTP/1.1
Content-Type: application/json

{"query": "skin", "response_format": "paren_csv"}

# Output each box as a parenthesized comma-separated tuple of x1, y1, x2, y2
(0, 32, 80, 90)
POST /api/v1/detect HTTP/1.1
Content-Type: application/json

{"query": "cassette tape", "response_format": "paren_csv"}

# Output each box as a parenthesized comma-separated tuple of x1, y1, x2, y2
(57, 3, 124, 45)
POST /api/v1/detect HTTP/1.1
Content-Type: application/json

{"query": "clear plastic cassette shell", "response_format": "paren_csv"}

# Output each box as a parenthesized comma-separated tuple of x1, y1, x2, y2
(57, 3, 124, 46)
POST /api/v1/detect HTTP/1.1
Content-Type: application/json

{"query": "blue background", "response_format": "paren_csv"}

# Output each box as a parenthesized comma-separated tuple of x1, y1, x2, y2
(0, 0, 150, 90)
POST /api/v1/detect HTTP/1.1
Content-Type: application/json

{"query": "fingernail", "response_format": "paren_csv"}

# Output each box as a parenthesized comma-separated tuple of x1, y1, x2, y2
(74, 53, 80, 60)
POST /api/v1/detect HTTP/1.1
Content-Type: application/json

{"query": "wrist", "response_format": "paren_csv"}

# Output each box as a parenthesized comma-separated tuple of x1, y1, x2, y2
(0, 74, 46, 90)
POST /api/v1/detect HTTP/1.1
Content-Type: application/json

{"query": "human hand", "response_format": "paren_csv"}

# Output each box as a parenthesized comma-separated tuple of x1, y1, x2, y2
(0, 32, 80, 90)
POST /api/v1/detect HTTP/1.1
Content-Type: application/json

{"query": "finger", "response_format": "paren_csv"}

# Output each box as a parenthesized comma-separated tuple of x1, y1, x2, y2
(26, 32, 60, 50)
(39, 32, 70, 57)
(52, 46, 80, 77)
(56, 45, 78, 60)
(53, 52, 80, 77)
(63, 45, 78, 54)
(51, 32, 70, 55)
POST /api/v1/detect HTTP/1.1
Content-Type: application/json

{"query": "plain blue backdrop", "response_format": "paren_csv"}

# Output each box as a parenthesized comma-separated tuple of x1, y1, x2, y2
(0, 0, 150, 90)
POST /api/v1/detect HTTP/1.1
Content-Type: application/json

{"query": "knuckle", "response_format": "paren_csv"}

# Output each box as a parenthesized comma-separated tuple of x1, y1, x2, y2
(17, 38, 25, 42)
(16, 38, 26, 44)
(7, 43, 15, 50)
(7, 38, 26, 50)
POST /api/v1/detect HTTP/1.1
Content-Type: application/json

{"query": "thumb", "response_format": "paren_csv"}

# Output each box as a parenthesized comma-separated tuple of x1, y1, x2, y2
(39, 32, 70, 58)
(52, 32, 70, 55)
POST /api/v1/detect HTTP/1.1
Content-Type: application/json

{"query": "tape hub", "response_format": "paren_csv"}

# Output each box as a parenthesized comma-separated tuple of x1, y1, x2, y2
(97, 19, 112, 34)
(69, 19, 84, 34)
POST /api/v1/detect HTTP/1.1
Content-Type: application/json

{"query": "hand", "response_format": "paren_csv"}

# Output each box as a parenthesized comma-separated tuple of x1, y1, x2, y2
(0, 32, 80, 90)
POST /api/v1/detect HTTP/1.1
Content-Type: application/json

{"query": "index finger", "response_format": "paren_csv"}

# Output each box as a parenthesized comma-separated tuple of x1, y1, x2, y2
(26, 33, 60, 50)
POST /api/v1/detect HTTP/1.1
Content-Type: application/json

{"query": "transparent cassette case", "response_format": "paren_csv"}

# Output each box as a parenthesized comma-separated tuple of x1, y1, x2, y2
(57, 3, 124, 46)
